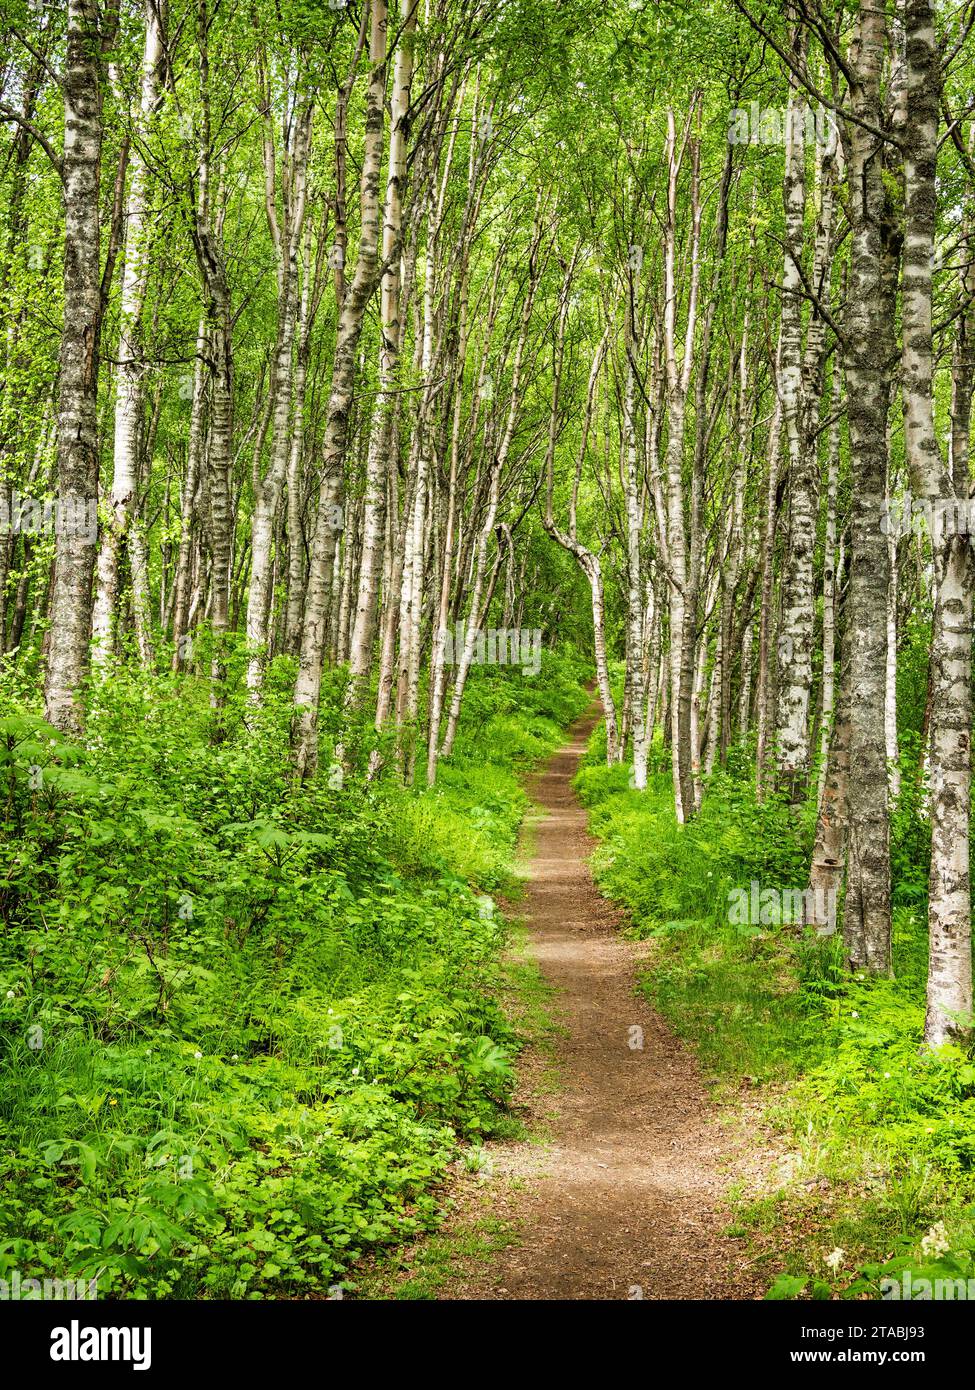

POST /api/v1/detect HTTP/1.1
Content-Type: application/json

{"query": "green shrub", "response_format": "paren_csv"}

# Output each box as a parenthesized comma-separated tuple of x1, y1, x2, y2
(0, 650, 588, 1297)
(578, 725, 975, 1298)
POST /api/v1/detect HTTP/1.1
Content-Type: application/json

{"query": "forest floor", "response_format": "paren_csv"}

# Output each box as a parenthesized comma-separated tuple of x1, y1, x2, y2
(358, 704, 777, 1300)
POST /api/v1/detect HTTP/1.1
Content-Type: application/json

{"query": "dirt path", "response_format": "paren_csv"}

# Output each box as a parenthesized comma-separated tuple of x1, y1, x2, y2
(442, 702, 766, 1301)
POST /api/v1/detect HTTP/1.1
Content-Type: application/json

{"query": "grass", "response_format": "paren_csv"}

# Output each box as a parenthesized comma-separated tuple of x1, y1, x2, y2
(348, 899, 565, 1300)
(576, 730, 975, 1300)
(497, 919, 566, 1142)
(353, 1216, 521, 1300)
(0, 646, 591, 1299)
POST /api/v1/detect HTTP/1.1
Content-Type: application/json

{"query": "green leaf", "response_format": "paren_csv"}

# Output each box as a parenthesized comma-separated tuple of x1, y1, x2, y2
(765, 1274, 807, 1301)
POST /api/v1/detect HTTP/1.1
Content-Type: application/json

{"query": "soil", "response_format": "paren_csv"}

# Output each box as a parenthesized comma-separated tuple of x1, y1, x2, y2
(436, 702, 768, 1300)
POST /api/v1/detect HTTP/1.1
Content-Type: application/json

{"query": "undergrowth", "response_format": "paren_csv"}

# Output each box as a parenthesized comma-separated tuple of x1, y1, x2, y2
(577, 724, 975, 1301)
(0, 647, 588, 1298)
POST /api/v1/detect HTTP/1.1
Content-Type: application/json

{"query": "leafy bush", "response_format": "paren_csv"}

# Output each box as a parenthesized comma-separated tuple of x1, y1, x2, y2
(576, 757, 808, 939)
(0, 651, 588, 1297)
(578, 726, 975, 1298)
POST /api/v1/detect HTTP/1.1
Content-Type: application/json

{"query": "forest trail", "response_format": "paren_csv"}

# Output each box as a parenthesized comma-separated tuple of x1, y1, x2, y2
(445, 703, 765, 1301)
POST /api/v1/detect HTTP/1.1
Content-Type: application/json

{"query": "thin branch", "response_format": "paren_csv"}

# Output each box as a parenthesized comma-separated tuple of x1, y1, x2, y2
(0, 101, 63, 179)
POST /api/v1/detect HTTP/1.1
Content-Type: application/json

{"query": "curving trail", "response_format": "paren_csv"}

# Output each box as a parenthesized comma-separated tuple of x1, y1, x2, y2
(448, 702, 765, 1301)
